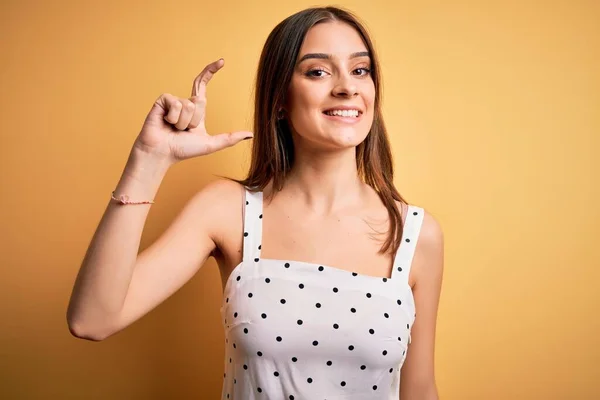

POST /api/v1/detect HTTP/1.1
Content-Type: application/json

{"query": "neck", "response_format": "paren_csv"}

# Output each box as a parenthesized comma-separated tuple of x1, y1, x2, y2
(281, 146, 366, 215)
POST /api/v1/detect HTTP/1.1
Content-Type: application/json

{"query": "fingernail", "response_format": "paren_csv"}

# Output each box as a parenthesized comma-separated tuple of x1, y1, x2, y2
(243, 136, 253, 140)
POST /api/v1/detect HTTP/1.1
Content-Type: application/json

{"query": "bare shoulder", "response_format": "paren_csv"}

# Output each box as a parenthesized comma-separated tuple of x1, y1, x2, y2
(419, 209, 444, 248)
(184, 178, 245, 246)
(198, 178, 246, 251)
(195, 178, 245, 207)
(412, 207, 445, 284)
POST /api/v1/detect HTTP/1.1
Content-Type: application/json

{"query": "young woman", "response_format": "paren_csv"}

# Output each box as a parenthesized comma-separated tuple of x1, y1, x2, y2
(67, 6, 444, 399)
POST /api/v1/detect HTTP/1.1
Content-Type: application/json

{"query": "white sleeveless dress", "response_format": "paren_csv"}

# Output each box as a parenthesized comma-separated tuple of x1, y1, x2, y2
(220, 188, 424, 399)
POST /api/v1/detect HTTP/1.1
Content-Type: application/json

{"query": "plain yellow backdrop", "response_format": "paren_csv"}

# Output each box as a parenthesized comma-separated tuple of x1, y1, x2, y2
(1, 0, 598, 398)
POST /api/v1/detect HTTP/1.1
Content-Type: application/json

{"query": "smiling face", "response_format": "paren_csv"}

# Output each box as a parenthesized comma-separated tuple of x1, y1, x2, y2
(285, 21, 376, 151)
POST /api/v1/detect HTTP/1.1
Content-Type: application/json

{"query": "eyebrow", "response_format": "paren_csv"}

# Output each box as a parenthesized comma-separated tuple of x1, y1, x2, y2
(297, 51, 370, 64)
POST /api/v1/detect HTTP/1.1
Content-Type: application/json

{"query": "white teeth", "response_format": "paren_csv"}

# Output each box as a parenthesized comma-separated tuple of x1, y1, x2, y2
(325, 109, 359, 117)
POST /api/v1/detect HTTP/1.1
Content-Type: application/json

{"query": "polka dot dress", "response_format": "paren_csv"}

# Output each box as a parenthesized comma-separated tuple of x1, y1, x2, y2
(220, 188, 424, 399)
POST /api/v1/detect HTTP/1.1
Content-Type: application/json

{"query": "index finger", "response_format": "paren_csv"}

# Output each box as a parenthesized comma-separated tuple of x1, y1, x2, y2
(192, 58, 225, 100)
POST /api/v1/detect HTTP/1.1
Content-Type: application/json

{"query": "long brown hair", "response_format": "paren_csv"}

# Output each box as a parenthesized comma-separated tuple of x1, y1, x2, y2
(226, 6, 408, 256)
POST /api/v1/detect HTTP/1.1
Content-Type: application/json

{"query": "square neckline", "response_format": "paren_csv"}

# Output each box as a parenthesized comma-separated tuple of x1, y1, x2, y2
(250, 188, 411, 282)
(221, 188, 423, 300)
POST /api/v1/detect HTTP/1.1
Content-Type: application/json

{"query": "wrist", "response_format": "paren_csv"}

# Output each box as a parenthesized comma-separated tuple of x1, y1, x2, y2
(125, 147, 172, 182)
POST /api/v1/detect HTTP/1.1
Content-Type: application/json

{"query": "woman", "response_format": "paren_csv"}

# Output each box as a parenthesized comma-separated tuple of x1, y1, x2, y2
(67, 6, 444, 399)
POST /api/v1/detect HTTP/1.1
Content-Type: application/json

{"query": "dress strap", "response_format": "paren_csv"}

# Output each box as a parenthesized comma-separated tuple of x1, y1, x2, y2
(391, 205, 425, 282)
(242, 187, 264, 264)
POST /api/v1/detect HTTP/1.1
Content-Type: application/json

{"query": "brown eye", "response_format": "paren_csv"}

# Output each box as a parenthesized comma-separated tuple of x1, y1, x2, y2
(354, 67, 371, 76)
(306, 69, 327, 78)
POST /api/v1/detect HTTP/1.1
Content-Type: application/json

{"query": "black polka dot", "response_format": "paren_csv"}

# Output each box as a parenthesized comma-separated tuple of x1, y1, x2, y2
(350, 308, 356, 313)
(407, 323, 410, 329)
(316, 303, 321, 308)
(254, 258, 259, 262)
(244, 328, 248, 334)
(258, 244, 261, 250)
(291, 357, 297, 362)
(312, 340, 318, 346)
(276, 336, 282, 342)
(257, 351, 262, 356)
(383, 350, 388, 356)
(382, 277, 388, 282)
(389, 368, 393, 373)
(257, 387, 262, 393)
(397, 299, 402, 305)
(233, 343, 236, 349)
(366, 293, 371, 298)
(246, 201, 249, 205)
(289, 396, 294, 400)
(307, 377, 313, 383)
(369, 329, 375, 334)
(274, 371, 279, 377)
(248, 293, 253, 298)
(280, 299, 286, 304)
(243, 364, 248, 370)
(373, 385, 378, 390)
(299, 283, 304, 289)
(259, 214, 263, 219)
(297, 319, 303, 325)
(234, 312, 238, 318)
(352, 272, 358, 276)
(333, 287, 338, 293)
(384, 313, 389, 318)
(341, 381, 346, 386)
(327, 361, 332, 366)
(360, 365, 366, 370)
(348, 345, 354, 351)
(398, 337, 402, 341)
(244, 232, 248, 237)
(413, 211, 418, 215)
(405, 238, 411, 243)
(236, 276, 241, 281)
(265, 278, 270, 283)
(284, 263, 290, 268)
(226, 297, 229, 303)
(261, 313, 267, 319)
(333, 323, 339, 329)
(318, 266, 324, 271)
(397, 266, 403, 272)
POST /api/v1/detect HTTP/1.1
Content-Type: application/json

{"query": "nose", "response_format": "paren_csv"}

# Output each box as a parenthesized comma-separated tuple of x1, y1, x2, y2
(332, 74, 358, 98)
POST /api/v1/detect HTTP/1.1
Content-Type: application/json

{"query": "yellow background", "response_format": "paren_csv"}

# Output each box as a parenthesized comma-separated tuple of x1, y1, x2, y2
(1, 0, 598, 398)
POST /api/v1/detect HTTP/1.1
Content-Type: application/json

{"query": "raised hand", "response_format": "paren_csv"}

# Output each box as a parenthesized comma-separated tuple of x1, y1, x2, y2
(133, 58, 253, 164)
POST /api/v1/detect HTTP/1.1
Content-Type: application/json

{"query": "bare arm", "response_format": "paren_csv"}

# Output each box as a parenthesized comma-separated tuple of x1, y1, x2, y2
(66, 147, 235, 341)
(399, 211, 444, 399)
(67, 59, 252, 341)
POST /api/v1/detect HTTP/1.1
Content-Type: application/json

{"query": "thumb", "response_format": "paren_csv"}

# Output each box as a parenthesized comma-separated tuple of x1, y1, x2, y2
(208, 131, 254, 151)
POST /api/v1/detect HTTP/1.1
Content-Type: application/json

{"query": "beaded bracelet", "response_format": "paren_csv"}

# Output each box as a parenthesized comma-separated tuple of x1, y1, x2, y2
(111, 191, 155, 205)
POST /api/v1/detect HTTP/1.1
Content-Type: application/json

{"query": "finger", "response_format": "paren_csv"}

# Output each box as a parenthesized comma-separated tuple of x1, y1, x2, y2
(175, 99, 196, 130)
(187, 97, 204, 130)
(191, 58, 224, 100)
(163, 94, 183, 125)
(205, 131, 254, 153)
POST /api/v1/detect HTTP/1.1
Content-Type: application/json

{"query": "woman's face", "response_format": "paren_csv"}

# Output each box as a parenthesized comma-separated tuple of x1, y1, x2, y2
(285, 21, 376, 151)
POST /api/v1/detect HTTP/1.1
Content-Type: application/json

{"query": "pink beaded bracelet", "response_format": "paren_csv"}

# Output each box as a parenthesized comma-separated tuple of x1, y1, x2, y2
(111, 191, 155, 205)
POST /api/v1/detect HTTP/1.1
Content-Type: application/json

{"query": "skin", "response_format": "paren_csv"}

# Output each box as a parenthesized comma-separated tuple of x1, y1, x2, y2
(215, 21, 444, 399)
(67, 18, 443, 400)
